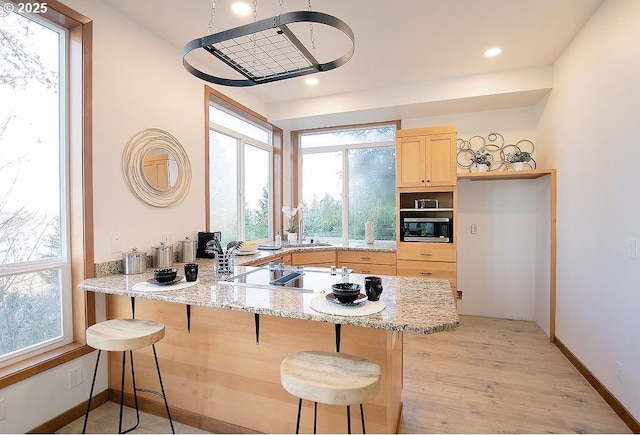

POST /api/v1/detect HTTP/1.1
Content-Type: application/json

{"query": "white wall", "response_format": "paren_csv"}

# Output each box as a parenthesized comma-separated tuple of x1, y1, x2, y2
(537, 0, 640, 421)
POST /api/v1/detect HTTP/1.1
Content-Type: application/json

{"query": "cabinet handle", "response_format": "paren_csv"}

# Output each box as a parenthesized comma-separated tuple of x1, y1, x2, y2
(420, 271, 433, 275)
(361, 270, 371, 273)
(421, 179, 425, 183)
(360, 256, 371, 260)
(420, 253, 433, 257)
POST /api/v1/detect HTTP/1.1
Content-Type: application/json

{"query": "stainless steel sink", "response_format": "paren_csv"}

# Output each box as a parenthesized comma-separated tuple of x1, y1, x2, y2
(283, 242, 333, 248)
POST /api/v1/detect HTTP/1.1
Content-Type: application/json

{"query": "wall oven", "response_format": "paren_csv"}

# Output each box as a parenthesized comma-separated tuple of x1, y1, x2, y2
(401, 217, 452, 243)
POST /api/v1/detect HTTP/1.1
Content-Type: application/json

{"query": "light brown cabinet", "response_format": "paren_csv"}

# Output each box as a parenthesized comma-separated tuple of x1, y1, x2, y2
(396, 243, 457, 291)
(337, 250, 396, 275)
(396, 126, 457, 188)
(290, 250, 336, 267)
(396, 125, 458, 303)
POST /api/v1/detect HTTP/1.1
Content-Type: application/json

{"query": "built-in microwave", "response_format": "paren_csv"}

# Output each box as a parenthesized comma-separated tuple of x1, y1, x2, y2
(401, 217, 451, 243)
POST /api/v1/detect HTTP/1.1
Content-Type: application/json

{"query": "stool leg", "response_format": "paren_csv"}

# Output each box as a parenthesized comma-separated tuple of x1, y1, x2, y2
(82, 350, 101, 434)
(118, 351, 126, 433)
(347, 405, 351, 434)
(295, 398, 302, 434)
(152, 343, 175, 434)
(121, 350, 141, 434)
(313, 401, 317, 434)
(360, 404, 366, 434)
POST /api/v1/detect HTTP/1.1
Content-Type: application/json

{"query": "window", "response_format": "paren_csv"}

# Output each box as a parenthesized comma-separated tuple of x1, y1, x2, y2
(208, 104, 273, 246)
(299, 124, 397, 241)
(0, 8, 71, 365)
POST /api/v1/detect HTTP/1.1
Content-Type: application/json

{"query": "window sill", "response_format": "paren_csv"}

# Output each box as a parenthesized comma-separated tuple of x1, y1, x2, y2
(0, 342, 94, 389)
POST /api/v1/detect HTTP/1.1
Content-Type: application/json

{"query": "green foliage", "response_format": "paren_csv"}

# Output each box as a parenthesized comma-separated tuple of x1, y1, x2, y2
(472, 151, 492, 166)
(506, 150, 532, 163)
(245, 185, 269, 241)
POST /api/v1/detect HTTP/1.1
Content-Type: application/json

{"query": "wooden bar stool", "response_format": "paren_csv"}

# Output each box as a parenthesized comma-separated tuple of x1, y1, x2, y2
(82, 319, 175, 434)
(280, 351, 381, 434)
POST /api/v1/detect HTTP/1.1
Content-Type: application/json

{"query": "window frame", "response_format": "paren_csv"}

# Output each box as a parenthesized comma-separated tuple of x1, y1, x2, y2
(0, 9, 73, 366)
(0, 0, 94, 388)
(293, 121, 400, 242)
(205, 86, 283, 241)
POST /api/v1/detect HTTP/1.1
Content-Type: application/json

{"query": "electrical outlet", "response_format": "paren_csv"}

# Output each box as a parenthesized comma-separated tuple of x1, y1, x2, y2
(471, 224, 478, 234)
(69, 366, 83, 389)
(456, 290, 463, 300)
(162, 232, 173, 245)
(0, 397, 5, 421)
(616, 361, 623, 382)
(111, 235, 121, 253)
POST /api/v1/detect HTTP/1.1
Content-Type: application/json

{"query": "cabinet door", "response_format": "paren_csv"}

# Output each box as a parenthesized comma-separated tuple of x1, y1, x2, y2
(341, 262, 397, 275)
(396, 136, 426, 187)
(291, 250, 336, 266)
(426, 133, 457, 186)
(396, 260, 457, 287)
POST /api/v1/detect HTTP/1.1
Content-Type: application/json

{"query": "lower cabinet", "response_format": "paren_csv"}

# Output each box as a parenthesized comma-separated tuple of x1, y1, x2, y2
(396, 242, 457, 302)
(337, 250, 396, 275)
(290, 250, 336, 267)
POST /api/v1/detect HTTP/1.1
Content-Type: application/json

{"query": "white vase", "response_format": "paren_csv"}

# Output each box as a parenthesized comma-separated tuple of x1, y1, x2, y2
(477, 163, 488, 172)
(365, 220, 374, 244)
(513, 162, 525, 171)
(287, 232, 297, 244)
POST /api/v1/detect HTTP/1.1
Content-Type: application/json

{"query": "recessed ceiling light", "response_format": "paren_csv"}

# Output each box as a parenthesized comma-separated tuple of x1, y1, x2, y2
(305, 77, 319, 86)
(484, 47, 502, 57)
(231, 2, 252, 16)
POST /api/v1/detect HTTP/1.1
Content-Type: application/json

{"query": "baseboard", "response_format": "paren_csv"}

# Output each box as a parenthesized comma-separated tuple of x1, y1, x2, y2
(554, 336, 640, 433)
(111, 389, 261, 434)
(27, 389, 109, 433)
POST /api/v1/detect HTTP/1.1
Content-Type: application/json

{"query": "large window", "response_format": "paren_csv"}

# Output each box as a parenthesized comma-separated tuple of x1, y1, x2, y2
(299, 125, 397, 241)
(0, 8, 72, 365)
(208, 104, 273, 246)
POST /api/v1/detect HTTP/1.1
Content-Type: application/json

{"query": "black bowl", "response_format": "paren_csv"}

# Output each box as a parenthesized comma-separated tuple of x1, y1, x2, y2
(153, 268, 178, 283)
(331, 283, 362, 303)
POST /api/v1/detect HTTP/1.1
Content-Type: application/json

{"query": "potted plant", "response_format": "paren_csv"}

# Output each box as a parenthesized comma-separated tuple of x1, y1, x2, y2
(471, 151, 492, 172)
(282, 204, 303, 244)
(505, 150, 531, 170)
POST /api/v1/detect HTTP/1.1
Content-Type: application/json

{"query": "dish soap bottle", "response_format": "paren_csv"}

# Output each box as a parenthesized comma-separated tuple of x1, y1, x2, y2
(275, 231, 282, 248)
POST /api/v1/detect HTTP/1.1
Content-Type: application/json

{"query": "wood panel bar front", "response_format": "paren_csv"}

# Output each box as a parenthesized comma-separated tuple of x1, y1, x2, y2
(106, 295, 403, 433)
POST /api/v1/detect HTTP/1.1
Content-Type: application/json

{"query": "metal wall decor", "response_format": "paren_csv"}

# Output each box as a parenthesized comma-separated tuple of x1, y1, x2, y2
(183, 0, 355, 87)
(122, 128, 192, 207)
(456, 132, 537, 172)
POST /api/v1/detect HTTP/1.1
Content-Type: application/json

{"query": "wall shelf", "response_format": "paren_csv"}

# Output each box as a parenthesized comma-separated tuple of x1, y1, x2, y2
(457, 168, 555, 182)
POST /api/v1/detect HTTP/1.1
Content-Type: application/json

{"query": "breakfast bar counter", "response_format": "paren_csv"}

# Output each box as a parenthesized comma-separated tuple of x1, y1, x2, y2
(78, 260, 458, 433)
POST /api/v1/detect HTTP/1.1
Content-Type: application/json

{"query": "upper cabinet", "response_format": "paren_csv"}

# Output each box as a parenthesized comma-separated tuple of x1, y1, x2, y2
(396, 126, 457, 187)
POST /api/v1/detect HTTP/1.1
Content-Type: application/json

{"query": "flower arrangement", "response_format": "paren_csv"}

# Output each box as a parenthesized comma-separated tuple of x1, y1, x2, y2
(471, 151, 492, 167)
(282, 203, 303, 233)
(505, 150, 532, 163)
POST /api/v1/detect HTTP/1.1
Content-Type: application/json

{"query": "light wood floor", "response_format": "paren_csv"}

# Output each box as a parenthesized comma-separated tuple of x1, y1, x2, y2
(58, 315, 630, 434)
(400, 316, 630, 433)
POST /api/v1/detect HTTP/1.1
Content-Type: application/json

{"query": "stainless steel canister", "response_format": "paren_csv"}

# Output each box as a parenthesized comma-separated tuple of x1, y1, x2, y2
(122, 248, 147, 274)
(179, 237, 198, 263)
(152, 242, 174, 268)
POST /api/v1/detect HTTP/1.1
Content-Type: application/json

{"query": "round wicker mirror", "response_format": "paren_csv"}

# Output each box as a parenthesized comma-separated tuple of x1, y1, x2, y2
(122, 128, 191, 207)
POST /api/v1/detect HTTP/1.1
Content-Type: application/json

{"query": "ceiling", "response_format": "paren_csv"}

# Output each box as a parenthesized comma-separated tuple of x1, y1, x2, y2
(101, 0, 603, 129)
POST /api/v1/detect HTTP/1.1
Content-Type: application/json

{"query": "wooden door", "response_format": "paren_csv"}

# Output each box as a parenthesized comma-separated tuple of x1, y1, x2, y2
(143, 153, 170, 190)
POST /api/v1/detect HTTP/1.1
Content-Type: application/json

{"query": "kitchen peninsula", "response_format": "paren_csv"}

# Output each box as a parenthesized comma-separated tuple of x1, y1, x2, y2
(79, 247, 458, 433)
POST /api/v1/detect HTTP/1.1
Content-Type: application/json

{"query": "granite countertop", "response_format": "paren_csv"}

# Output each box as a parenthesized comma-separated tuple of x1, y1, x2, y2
(80, 258, 459, 335)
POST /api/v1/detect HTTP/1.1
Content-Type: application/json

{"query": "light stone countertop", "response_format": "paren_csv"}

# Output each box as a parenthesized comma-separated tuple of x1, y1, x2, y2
(80, 257, 459, 335)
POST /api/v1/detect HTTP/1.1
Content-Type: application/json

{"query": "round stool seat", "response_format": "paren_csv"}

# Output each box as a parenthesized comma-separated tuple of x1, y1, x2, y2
(86, 319, 165, 352)
(280, 351, 381, 406)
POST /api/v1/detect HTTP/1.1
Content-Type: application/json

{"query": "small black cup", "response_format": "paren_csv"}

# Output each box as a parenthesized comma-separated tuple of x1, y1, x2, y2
(184, 263, 199, 282)
(364, 276, 383, 301)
